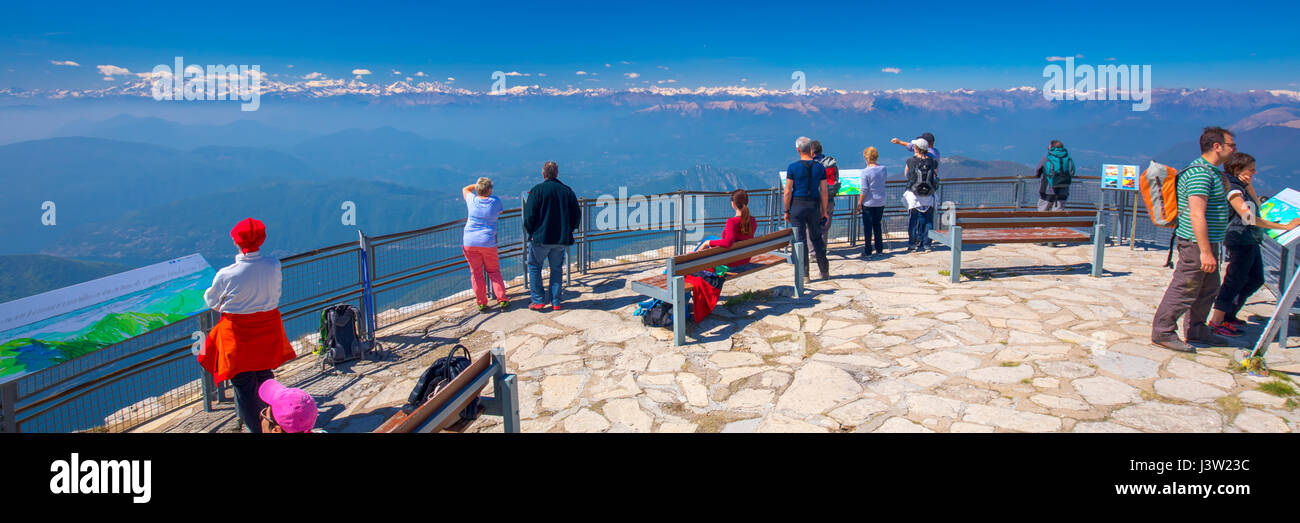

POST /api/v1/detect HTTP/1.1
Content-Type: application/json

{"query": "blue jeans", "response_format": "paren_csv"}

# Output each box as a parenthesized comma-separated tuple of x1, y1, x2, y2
(909, 208, 934, 249)
(231, 369, 274, 433)
(528, 242, 566, 306)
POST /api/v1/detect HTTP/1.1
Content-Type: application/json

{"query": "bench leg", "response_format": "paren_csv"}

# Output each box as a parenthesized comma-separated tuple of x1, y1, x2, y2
(1092, 223, 1105, 278)
(488, 347, 520, 433)
(671, 275, 687, 346)
(792, 241, 805, 297)
(949, 225, 962, 284)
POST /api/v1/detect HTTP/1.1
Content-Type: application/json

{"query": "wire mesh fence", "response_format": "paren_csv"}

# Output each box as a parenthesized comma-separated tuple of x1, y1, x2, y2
(2, 176, 1193, 433)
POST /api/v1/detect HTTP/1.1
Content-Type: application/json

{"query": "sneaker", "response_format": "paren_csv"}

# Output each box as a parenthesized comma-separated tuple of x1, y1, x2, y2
(477, 304, 489, 313)
(1152, 337, 1196, 353)
(551, 304, 561, 311)
(1186, 325, 1231, 347)
(1223, 317, 1246, 327)
(528, 303, 548, 311)
(1207, 322, 1243, 337)
(498, 300, 511, 312)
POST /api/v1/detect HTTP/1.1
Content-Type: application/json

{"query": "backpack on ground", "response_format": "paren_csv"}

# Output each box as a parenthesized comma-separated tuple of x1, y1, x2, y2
(909, 158, 939, 197)
(402, 344, 481, 423)
(1045, 148, 1075, 188)
(316, 303, 382, 370)
(641, 300, 674, 328)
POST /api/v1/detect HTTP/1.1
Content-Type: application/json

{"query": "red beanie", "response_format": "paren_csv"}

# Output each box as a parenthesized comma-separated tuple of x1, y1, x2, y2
(231, 218, 266, 254)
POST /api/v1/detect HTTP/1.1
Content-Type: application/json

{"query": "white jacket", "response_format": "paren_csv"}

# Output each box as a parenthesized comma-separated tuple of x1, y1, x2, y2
(203, 252, 283, 314)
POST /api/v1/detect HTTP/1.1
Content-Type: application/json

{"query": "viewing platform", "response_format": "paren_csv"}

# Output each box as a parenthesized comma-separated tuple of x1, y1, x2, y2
(143, 241, 1300, 434)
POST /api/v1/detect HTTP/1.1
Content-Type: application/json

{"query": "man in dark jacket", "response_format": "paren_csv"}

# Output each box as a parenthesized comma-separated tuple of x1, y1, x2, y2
(1035, 140, 1074, 211)
(523, 161, 582, 310)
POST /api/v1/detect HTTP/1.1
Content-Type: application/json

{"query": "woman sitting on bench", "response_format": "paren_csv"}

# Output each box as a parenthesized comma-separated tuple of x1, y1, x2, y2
(698, 189, 763, 273)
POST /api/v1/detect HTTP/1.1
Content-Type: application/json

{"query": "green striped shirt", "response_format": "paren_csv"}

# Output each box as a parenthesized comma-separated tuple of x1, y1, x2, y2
(1174, 156, 1231, 243)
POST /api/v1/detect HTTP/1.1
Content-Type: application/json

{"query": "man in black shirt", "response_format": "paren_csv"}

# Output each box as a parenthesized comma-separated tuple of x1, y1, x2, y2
(784, 136, 831, 281)
(523, 161, 582, 310)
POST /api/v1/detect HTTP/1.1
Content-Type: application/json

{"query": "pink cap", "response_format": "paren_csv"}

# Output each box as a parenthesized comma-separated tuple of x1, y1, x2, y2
(258, 379, 318, 433)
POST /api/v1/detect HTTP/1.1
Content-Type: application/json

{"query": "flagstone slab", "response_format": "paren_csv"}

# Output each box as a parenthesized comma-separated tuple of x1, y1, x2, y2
(1154, 378, 1228, 403)
(1109, 402, 1223, 433)
(774, 361, 863, 416)
(1165, 357, 1235, 389)
(1232, 409, 1291, 433)
(1090, 350, 1160, 380)
(1072, 376, 1142, 406)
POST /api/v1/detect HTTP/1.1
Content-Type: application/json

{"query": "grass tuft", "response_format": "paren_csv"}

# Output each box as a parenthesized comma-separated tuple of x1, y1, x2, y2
(1260, 380, 1298, 398)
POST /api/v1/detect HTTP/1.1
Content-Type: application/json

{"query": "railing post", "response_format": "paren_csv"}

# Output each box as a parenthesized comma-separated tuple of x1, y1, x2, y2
(580, 200, 589, 274)
(681, 192, 691, 257)
(1, 380, 17, 433)
(521, 191, 530, 290)
(1012, 178, 1021, 211)
(848, 194, 858, 248)
(199, 309, 216, 412)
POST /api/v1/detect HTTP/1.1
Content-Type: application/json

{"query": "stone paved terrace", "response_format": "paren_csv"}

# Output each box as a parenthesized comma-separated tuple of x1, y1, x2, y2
(145, 242, 1300, 433)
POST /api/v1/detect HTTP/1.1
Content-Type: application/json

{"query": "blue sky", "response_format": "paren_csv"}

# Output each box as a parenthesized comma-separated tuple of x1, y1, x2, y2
(2, 0, 1297, 92)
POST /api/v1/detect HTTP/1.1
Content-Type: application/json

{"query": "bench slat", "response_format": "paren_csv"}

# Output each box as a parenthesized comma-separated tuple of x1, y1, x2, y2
(671, 229, 791, 266)
(934, 227, 1091, 244)
(956, 220, 1098, 230)
(954, 211, 1096, 219)
(636, 253, 785, 291)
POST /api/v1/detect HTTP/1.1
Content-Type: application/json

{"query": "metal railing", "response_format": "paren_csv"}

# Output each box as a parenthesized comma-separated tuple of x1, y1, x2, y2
(0, 175, 1185, 433)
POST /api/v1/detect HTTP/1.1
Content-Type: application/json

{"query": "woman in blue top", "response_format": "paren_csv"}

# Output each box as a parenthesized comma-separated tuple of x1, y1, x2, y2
(463, 177, 508, 312)
(857, 146, 888, 258)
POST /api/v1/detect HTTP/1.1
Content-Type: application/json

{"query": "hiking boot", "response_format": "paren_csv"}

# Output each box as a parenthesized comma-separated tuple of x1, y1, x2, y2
(1186, 325, 1231, 347)
(477, 304, 489, 313)
(1151, 337, 1196, 353)
(498, 300, 511, 312)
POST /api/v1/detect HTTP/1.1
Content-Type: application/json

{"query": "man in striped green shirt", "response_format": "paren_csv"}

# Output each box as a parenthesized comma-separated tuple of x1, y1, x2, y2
(1152, 127, 1237, 353)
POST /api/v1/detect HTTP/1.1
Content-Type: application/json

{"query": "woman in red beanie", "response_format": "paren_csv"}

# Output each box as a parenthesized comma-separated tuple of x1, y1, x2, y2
(199, 218, 297, 433)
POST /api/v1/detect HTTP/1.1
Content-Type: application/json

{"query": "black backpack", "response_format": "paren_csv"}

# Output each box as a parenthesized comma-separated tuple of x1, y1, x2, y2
(641, 301, 674, 328)
(403, 344, 482, 423)
(910, 158, 939, 197)
(316, 304, 380, 368)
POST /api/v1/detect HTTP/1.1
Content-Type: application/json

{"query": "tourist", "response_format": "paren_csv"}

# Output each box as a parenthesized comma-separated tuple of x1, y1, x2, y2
(462, 177, 508, 313)
(523, 161, 582, 311)
(784, 136, 831, 281)
(858, 146, 888, 258)
(257, 379, 323, 433)
(811, 140, 840, 250)
(1151, 127, 1237, 353)
(199, 218, 297, 433)
(891, 132, 941, 162)
(1034, 140, 1075, 211)
(1207, 152, 1300, 336)
(904, 138, 940, 252)
(699, 189, 762, 272)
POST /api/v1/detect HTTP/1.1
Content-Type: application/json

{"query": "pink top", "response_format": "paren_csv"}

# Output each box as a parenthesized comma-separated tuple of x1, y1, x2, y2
(708, 215, 758, 264)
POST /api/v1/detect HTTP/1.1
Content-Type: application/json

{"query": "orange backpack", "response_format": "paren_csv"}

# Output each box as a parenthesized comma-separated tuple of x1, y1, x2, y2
(1139, 161, 1181, 227)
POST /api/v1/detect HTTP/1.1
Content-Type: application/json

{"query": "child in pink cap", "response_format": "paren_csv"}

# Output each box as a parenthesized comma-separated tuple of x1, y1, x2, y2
(257, 379, 320, 433)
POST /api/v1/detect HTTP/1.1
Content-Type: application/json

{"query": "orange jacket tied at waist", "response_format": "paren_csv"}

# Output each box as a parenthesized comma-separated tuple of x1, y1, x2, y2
(198, 309, 296, 383)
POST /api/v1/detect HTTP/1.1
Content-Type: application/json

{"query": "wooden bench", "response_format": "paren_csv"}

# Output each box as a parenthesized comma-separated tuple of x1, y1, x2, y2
(927, 205, 1105, 283)
(373, 347, 520, 433)
(628, 229, 804, 346)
